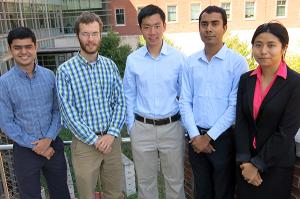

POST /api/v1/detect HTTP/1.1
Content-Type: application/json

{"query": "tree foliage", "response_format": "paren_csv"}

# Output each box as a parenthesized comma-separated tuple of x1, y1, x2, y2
(224, 32, 300, 73)
(224, 32, 256, 70)
(99, 31, 133, 77)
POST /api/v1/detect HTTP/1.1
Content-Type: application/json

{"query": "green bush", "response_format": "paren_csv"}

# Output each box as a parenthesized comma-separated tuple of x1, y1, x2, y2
(224, 32, 300, 72)
(285, 54, 300, 72)
(224, 32, 256, 70)
(99, 31, 133, 77)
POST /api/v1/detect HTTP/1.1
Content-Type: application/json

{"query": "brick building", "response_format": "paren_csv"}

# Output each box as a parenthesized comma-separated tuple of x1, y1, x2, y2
(110, 0, 300, 55)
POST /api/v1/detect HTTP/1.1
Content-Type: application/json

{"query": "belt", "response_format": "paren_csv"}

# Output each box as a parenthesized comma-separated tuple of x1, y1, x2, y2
(95, 131, 107, 136)
(197, 126, 233, 140)
(135, 112, 180, 126)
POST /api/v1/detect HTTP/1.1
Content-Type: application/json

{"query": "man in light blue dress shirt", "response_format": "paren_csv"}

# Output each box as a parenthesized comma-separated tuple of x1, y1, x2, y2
(0, 27, 70, 199)
(123, 4, 186, 199)
(180, 6, 248, 199)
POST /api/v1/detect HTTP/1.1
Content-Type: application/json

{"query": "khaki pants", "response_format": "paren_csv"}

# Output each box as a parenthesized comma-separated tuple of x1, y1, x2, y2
(71, 136, 123, 199)
(130, 120, 186, 199)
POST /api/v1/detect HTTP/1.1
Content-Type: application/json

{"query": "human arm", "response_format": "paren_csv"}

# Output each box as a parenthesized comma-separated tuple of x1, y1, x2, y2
(123, 58, 137, 134)
(207, 58, 248, 140)
(106, 63, 126, 138)
(179, 62, 215, 153)
(33, 72, 61, 154)
(0, 80, 38, 149)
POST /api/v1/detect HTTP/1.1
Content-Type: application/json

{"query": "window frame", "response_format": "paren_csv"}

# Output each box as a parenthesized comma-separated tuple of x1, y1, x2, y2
(190, 3, 201, 22)
(244, 1, 255, 20)
(220, 2, 231, 20)
(115, 8, 125, 26)
(167, 4, 178, 23)
(276, 0, 287, 18)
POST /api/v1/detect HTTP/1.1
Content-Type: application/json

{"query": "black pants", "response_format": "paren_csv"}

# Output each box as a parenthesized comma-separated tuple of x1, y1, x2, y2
(13, 137, 70, 199)
(189, 130, 235, 199)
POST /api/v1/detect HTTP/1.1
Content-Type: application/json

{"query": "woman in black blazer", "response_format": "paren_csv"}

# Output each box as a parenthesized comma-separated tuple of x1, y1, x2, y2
(235, 22, 300, 199)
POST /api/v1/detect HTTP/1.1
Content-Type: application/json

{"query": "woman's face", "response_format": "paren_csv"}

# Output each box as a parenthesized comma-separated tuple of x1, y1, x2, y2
(252, 32, 287, 68)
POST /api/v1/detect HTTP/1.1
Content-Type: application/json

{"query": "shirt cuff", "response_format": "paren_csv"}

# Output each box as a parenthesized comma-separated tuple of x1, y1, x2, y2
(188, 125, 200, 139)
(107, 126, 120, 138)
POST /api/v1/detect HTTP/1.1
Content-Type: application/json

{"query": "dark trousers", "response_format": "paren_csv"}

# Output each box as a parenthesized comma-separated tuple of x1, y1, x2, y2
(13, 137, 70, 199)
(189, 129, 235, 199)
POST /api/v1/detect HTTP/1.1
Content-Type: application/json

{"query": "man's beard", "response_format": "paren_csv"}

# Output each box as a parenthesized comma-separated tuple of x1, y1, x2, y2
(78, 39, 100, 55)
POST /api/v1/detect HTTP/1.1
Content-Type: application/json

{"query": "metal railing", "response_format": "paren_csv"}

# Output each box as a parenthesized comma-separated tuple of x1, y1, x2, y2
(0, 137, 132, 199)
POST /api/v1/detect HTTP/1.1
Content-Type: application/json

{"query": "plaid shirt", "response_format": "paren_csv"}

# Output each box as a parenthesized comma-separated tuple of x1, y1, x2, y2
(56, 53, 126, 145)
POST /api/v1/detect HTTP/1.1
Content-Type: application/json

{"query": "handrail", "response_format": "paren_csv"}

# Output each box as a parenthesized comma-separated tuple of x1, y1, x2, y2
(0, 137, 131, 150)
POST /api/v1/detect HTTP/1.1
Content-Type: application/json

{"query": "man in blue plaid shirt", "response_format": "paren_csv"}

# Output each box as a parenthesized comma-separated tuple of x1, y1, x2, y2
(56, 12, 126, 199)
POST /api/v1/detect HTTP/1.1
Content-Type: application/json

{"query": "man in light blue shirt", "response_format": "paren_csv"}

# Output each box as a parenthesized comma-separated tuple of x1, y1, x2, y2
(180, 6, 248, 199)
(0, 27, 70, 199)
(123, 4, 186, 199)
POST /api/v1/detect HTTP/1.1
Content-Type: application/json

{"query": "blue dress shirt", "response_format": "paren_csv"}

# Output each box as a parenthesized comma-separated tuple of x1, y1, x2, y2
(179, 45, 248, 140)
(123, 42, 186, 131)
(0, 65, 61, 148)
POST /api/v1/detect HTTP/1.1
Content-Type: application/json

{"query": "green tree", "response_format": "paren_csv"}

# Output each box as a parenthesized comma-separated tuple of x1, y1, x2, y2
(99, 31, 133, 77)
(224, 32, 256, 70)
(285, 54, 300, 73)
(224, 32, 300, 73)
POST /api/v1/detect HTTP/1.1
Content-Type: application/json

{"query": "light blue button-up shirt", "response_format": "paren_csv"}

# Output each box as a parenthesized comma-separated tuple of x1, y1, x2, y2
(179, 45, 248, 140)
(124, 42, 186, 131)
(0, 65, 61, 148)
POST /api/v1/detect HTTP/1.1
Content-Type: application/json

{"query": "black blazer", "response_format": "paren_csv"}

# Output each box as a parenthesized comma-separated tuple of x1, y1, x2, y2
(235, 67, 300, 172)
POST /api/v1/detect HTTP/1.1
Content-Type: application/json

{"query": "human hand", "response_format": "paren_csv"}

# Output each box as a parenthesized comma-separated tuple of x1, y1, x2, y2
(32, 138, 52, 155)
(94, 134, 114, 154)
(240, 162, 263, 186)
(41, 147, 55, 160)
(190, 134, 215, 153)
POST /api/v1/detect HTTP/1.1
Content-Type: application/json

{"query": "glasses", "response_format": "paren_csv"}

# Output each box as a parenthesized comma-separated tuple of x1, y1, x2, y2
(79, 32, 100, 38)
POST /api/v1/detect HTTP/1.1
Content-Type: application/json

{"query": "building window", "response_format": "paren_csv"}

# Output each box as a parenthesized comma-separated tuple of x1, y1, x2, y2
(115, 8, 125, 25)
(191, 3, 201, 21)
(245, 1, 255, 19)
(167, 5, 177, 22)
(276, 0, 286, 17)
(221, 2, 231, 19)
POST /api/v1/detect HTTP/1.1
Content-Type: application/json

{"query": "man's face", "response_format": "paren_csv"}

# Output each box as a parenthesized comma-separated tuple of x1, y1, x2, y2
(9, 38, 37, 68)
(199, 12, 227, 47)
(140, 13, 166, 49)
(78, 21, 101, 54)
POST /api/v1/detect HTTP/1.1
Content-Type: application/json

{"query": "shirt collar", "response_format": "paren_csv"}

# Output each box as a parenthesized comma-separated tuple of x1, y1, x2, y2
(250, 60, 287, 80)
(77, 52, 101, 67)
(141, 41, 168, 57)
(14, 63, 38, 79)
(198, 44, 227, 62)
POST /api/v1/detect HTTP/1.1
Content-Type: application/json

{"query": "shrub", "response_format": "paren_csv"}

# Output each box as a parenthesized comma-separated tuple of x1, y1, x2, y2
(99, 31, 133, 77)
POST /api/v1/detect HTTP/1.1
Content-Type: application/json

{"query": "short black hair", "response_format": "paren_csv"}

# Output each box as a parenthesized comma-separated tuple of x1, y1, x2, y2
(251, 21, 289, 48)
(138, 4, 165, 27)
(199, 6, 227, 26)
(7, 27, 36, 47)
